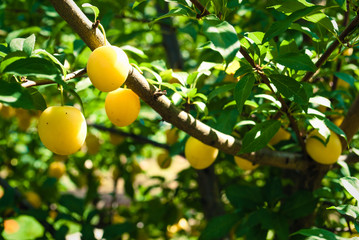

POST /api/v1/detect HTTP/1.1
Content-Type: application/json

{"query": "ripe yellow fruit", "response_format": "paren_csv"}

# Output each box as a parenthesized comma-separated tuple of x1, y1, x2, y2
(24, 191, 42, 208)
(234, 156, 259, 170)
(105, 88, 140, 127)
(48, 161, 66, 179)
(85, 133, 101, 155)
(165, 128, 179, 145)
(87, 45, 130, 92)
(269, 127, 291, 145)
(0, 105, 16, 119)
(305, 130, 342, 165)
(184, 136, 218, 169)
(343, 47, 353, 56)
(157, 150, 172, 169)
(4, 219, 20, 234)
(38, 106, 87, 155)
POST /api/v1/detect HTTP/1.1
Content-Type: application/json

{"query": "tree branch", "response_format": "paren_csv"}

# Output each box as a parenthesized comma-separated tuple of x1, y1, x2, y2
(301, 12, 359, 82)
(89, 123, 170, 150)
(189, 0, 210, 17)
(21, 68, 86, 88)
(47, 0, 312, 170)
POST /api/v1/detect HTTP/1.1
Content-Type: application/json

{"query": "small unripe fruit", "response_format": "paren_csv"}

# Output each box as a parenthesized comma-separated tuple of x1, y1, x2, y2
(105, 88, 140, 127)
(24, 191, 42, 208)
(87, 45, 130, 92)
(38, 106, 87, 155)
(184, 136, 218, 169)
(48, 161, 66, 179)
(157, 150, 172, 169)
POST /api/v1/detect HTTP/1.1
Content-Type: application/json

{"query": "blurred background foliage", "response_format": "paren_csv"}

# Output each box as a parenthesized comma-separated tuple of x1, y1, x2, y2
(1, 0, 359, 239)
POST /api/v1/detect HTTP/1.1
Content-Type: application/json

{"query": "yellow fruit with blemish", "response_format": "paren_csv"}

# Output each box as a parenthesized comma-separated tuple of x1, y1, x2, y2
(184, 136, 218, 169)
(105, 88, 140, 127)
(87, 45, 130, 92)
(38, 106, 87, 155)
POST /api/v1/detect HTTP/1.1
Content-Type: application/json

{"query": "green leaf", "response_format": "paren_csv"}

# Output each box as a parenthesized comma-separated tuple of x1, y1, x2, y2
(203, 15, 241, 64)
(340, 177, 359, 202)
(329, 205, 359, 219)
(280, 190, 317, 219)
(225, 184, 263, 210)
(9, 38, 25, 52)
(151, 8, 189, 24)
(5, 27, 42, 43)
(26, 88, 47, 111)
(0, 80, 34, 109)
(59, 194, 85, 216)
(334, 72, 356, 87)
(269, 74, 308, 106)
(239, 120, 281, 154)
(274, 52, 317, 71)
(324, 118, 347, 142)
(234, 73, 255, 114)
(293, 227, 348, 240)
(102, 222, 136, 239)
(200, 213, 241, 240)
(208, 83, 236, 102)
(82, 3, 100, 21)
(121, 45, 148, 59)
(33, 49, 67, 77)
(2, 57, 63, 85)
(263, 6, 324, 43)
(0, 51, 28, 72)
(23, 34, 36, 56)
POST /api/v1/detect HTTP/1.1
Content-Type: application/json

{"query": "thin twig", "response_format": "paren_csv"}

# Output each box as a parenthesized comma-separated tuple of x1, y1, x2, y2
(189, 0, 210, 17)
(302, 12, 359, 82)
(21, 68, 87, 88)
(89, 123, 170, 150)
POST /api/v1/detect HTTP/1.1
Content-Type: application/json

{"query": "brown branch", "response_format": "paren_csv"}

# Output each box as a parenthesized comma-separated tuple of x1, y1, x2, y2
(239, 46, 306, 152)
(189, 0, 210, 17)
(49, 0, 316, 171)
(21, 68, 87, 88)
(339, 95, 359, 149)
(302, 12, 359, 82)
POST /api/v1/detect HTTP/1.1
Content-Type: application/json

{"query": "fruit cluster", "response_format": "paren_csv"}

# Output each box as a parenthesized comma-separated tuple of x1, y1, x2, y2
(37, 45, 140, 156)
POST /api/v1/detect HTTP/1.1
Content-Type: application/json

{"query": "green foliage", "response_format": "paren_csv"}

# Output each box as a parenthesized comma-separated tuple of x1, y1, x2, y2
(1, 0, 359, 239)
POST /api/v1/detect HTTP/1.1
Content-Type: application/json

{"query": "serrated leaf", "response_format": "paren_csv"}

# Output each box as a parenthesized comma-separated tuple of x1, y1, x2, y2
(275, 52, 316, 71)
(203, 15, 241, 64)
(269, 74, 308, 105)
(239, 120, 281, 154)
(200, 213, 241, 240)
(23, 34, 36, 56)
(340, 177, 359, 202)
(234, 73, 255, 114)
(82, 3, 100, 21)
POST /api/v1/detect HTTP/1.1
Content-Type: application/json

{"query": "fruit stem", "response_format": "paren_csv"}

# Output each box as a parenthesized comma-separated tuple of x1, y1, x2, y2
(60, 85, 65, 106)
(98, 23, 107, 46)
